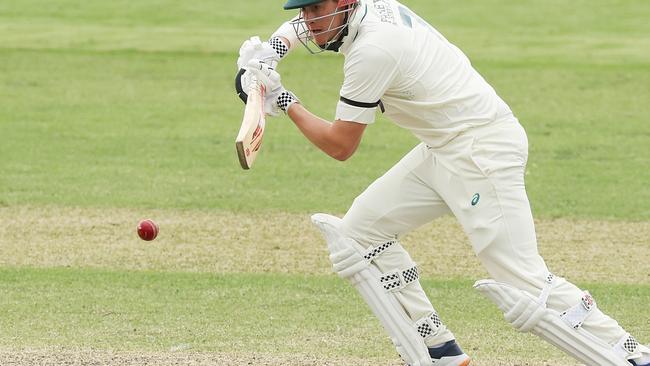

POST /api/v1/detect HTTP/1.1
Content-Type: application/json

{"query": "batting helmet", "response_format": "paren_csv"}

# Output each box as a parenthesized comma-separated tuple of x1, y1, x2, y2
(285, 0, 360, 53)
(285, 0, 358, 10)
(284, 0, 325, 10)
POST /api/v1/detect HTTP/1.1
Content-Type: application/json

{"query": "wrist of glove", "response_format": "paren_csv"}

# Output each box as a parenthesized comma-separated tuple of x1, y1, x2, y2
(236, 36, 289, 71)
(235, 36, 292, 108)
(275, 90, 299, 114)
(268, 37, 289, 59)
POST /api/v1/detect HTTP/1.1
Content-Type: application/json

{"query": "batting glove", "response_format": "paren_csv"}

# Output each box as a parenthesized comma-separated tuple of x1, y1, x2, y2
(244, 59, 299, 117)
(235, 36, 291, 105)
(236, 36, 288, 70)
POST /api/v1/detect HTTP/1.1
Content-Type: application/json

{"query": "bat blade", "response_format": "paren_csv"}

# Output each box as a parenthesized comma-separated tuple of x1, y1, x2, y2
(235, 79, 266, 170)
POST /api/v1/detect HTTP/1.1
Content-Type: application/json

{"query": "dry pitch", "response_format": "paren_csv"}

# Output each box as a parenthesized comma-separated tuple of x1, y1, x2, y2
(1, 206, 648, 283)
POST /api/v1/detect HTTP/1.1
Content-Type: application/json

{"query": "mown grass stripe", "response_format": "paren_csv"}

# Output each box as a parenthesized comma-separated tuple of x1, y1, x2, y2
(0, 267, 648, 364)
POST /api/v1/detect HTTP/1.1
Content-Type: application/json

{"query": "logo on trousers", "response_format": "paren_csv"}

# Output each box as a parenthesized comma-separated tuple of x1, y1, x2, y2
(471, 193, 480, 206)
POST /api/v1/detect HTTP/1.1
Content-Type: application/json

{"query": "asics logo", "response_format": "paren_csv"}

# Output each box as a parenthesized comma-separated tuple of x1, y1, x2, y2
(471, 193, 480, 206)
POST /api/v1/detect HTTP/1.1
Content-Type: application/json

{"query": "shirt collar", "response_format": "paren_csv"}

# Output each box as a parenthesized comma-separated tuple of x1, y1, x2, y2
(336, 2, 367, 55)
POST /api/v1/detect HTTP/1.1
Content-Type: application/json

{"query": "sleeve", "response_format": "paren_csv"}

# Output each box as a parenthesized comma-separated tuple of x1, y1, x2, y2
(336, 45, 398, 124)
(271, 16, 301, 54)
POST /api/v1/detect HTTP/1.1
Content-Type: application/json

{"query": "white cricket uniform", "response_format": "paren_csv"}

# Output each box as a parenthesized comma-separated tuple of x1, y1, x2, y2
(324, 0, 628, 349)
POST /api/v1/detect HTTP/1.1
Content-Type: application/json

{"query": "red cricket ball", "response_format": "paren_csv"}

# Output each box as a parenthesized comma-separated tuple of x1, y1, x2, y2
(137, 219, 159, 241)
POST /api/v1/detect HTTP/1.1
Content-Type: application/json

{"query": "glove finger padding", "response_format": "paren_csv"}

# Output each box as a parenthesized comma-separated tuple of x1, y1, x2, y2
(234, 66, 278, 116)
(244, 59, 299, 116)
(245, 59, 282, 91)
(245, 59, 281, 116)
(236, 36, 262, 70)
(237, 36, 281, 70)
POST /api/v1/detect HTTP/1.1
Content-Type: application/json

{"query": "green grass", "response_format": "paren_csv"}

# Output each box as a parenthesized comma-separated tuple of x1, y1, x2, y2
(1, 267, 648, 361)
(0, 1, 649, 364)
(0, 0, 649, 217)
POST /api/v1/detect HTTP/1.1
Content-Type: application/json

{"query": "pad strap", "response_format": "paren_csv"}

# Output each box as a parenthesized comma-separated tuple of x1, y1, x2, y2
(416, 312, 443, 340)
(380, 265, 419, 292)
(363, 240, 396, 262)
(560, 291, 596, 329)
(537, 272, 556, 306)
(614, 333, 640, 358)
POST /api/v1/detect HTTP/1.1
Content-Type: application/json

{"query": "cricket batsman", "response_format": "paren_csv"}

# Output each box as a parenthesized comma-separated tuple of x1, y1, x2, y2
(235, 0, 649, 365)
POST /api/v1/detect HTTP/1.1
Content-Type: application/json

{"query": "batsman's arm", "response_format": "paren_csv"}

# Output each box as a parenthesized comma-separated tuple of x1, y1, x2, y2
(270, 18, 300, 54)
(287, 103, 367, 161)
(237, 17, 298, 72)
(244, 59, 367, 161)
(280, 45, 395, 160)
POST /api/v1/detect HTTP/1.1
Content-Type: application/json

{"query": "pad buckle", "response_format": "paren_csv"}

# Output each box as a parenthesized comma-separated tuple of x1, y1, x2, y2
(581, 293, 594, 311)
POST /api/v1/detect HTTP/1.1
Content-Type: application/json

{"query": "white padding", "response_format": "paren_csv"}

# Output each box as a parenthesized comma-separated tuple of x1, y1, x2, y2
(474, 279, 631, 366)
(312, 213, 433, 366)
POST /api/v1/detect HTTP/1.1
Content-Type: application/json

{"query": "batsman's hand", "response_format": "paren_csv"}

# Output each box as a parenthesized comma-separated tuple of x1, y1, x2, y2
(237, 36, 288, 70)
(245, 59, 299, 117)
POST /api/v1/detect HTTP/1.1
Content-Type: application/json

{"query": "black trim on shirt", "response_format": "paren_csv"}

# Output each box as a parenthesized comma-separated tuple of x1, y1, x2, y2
(340, 96, 385, 113)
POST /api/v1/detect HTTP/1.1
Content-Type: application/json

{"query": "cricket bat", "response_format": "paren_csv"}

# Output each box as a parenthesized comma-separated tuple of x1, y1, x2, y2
(235, 77, 266, 170)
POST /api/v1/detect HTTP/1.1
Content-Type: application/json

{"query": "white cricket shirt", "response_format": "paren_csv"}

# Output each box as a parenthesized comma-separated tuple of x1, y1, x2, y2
(335, 0, 514, 148)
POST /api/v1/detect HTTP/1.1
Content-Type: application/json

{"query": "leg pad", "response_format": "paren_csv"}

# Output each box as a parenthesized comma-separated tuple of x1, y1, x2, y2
(312, 213, 434, 366)
(475, 279, 635, 366)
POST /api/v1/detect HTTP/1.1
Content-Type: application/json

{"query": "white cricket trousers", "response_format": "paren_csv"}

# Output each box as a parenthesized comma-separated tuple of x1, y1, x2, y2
(340, 117, 627, 347)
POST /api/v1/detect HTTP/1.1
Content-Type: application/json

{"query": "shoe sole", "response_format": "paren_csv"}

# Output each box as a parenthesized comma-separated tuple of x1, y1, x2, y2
(459, 359, 471, 366)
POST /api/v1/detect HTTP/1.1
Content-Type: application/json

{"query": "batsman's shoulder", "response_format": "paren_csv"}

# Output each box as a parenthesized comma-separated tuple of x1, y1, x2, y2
(343, 40, 399, 75)
(351, 26, 404, 58)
